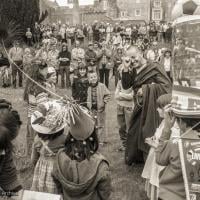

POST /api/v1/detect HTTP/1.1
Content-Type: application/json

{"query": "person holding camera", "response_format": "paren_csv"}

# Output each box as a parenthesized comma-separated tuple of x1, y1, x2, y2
(121, 46, 172, 165)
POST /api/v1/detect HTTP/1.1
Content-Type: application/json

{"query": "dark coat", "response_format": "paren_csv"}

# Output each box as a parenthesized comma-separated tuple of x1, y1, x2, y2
(0, 149, 22, 192)
(52, 151, 112, 200)
(122, 62, 172, 165)
(72, 76, 89, 108)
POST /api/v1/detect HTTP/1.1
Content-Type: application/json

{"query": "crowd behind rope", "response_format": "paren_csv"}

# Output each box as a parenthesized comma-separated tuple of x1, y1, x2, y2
(0, 21, 173, 89)
(0, 20, 187, 200)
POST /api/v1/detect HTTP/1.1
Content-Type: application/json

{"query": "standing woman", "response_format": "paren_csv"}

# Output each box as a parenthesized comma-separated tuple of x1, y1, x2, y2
(58, 43, 71, 88)
(160, 49, 172, 81)
(0, 99, 23, 198)
(23, 62, 49, 156)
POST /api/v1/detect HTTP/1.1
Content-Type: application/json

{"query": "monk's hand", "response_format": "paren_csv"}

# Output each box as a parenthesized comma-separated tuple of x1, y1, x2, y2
(137, 88, 143, 97)
(164, 104, 175, 131)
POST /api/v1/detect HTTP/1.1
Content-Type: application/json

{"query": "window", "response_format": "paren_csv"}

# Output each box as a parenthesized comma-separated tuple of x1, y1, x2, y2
(135, 9, 141, 17)
(103, 0, 108, 10)
(120, 11, 127, 17)
(154, 0, 161, 7)
(152, 8, 162, 20)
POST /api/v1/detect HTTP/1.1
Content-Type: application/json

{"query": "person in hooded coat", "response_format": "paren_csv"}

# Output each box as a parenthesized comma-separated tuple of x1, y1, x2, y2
(52, 105, 112, 200)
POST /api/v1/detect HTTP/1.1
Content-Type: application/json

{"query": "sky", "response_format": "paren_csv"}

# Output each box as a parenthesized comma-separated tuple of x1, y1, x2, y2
(51, 0, 94, 6)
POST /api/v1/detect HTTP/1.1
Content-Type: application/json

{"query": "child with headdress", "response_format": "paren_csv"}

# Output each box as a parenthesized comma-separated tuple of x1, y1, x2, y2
(30, 100, 68, 194)
(52, 105, 112, 200)
(142, 94, 172, 200)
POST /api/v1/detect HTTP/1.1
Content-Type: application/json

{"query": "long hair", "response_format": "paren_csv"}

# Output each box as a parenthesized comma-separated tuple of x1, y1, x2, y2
(23, 64, 46, 102)
(64, 129, 99, 162)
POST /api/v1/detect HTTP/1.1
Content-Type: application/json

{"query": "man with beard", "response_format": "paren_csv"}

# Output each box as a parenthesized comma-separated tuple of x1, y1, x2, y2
(121, 46, 172, 165)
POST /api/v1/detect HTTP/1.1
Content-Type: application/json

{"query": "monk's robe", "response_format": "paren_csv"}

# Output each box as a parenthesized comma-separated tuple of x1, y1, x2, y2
(121, 62, 172, 165)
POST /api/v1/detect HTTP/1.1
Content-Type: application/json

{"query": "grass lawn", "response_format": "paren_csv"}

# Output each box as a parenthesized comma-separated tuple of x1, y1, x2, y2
(0, 77, 148, 200)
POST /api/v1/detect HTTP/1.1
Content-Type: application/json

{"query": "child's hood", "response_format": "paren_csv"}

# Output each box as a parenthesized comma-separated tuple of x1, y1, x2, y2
(53, 150, 109, 195)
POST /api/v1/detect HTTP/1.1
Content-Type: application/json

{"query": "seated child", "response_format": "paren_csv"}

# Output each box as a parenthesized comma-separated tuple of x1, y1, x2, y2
(155, 105, 200, 200)
(87, 71, 111, 145)
(30, 100, 68, 194)
(142, 94, 171, 200)
(52, 105, 112, 200)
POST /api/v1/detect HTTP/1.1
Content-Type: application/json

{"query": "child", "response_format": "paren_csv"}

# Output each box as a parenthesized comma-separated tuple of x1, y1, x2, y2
(115, 56, 134, 152)
(142, 94, 172, 200)
(72, 63, 89, 108)
(52, 104, 112, 200)
(87, 71, 111, 145)
(155, 105, 197, 200)
(0, 99, 22, 197)
(26, 28, 33, 46)
(30, 100, 68, 194)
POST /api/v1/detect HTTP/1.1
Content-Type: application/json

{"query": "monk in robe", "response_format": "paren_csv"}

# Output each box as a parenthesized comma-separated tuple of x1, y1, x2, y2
(121, 47, 172, 165)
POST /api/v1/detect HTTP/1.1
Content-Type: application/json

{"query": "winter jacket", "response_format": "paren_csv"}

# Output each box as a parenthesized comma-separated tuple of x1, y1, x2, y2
(87, 82, 111, 113)
(72, 76, 89, 107)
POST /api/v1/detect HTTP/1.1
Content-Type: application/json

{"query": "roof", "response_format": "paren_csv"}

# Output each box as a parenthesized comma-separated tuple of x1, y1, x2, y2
(173, 15, 200, 26)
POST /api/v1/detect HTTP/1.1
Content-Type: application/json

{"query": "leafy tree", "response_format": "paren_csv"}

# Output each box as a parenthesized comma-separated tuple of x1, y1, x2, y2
(0, 0, 40, 46)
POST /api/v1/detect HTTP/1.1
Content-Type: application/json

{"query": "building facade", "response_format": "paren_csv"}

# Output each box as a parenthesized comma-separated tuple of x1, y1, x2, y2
(50, 0, 119, 25)
(150, 0, 175, 22)
(117, 0, 151, 22)
(39, 0, 59, 23)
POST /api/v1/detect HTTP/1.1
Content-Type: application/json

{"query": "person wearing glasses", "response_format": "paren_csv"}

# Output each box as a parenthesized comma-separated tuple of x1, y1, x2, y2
(121, 46, 172, 166)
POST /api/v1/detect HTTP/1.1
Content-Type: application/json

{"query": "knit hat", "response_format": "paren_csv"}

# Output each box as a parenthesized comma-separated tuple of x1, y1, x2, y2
(31, 100, 69, 134)
(69, 105, 95, 141)
(172, 85, 200, 118)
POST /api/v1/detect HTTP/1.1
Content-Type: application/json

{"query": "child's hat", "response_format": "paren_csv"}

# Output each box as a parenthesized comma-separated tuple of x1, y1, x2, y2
(31, 100, 69, 134)
(69, 105, 95, 141)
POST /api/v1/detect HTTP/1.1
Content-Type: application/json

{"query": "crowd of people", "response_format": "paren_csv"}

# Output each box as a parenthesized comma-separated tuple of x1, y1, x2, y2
(0, 19, 192, 200)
